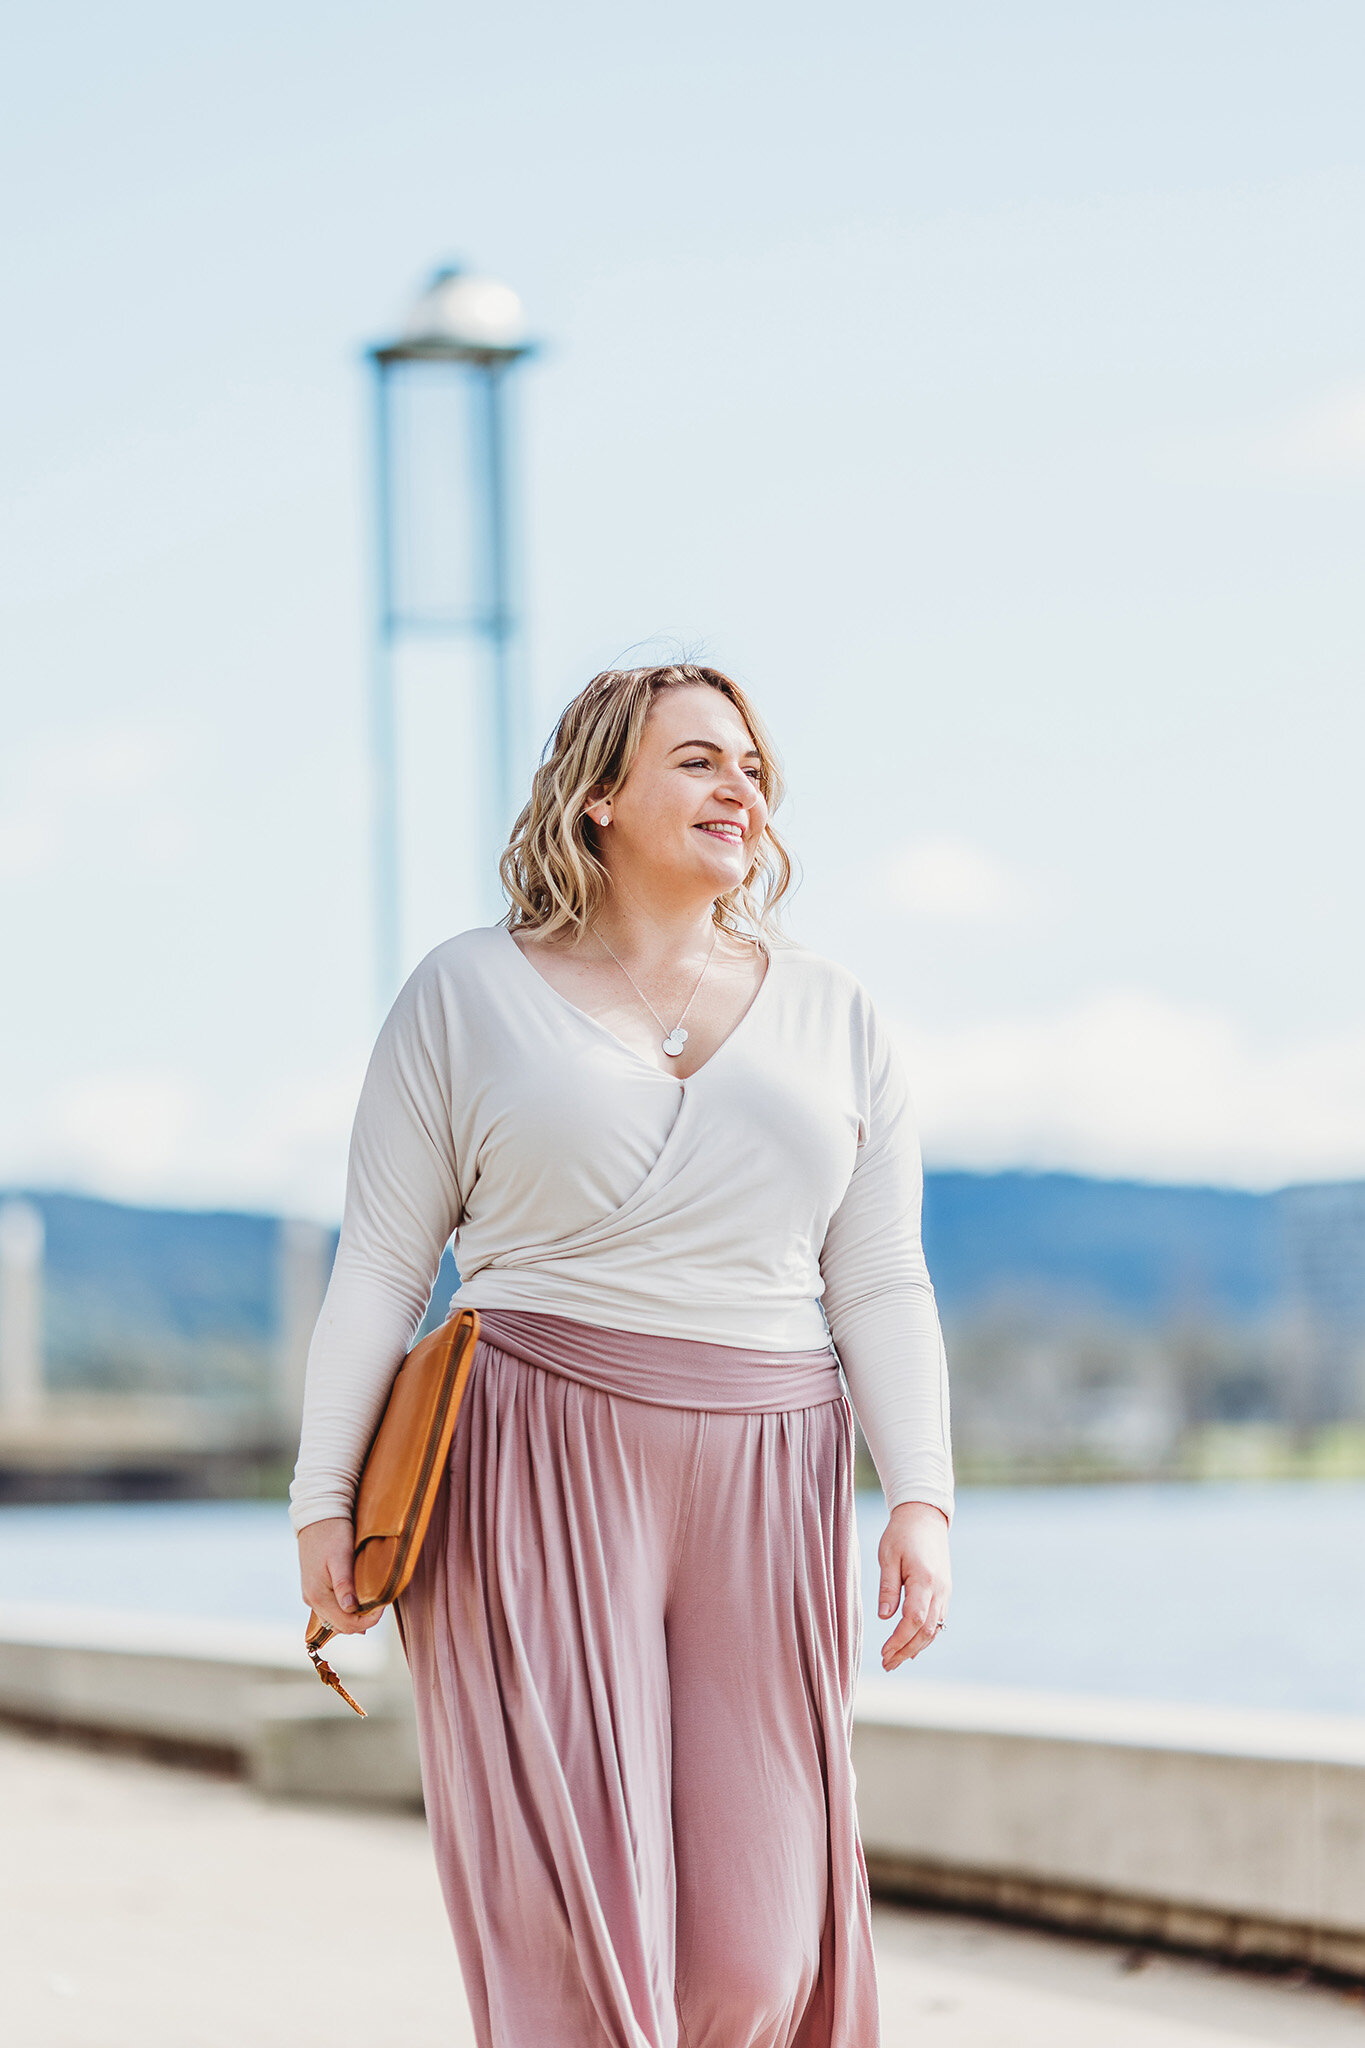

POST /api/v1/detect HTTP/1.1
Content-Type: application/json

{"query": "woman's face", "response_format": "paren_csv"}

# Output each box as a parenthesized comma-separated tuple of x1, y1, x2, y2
(593, 685, 769, 902)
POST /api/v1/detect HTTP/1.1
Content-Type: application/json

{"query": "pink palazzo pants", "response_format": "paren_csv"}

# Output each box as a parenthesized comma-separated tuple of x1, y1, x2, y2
(395, 1307, 881, 2048)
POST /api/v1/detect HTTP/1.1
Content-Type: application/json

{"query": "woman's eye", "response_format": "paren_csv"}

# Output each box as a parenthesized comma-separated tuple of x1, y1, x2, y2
(682, 758, 763, 784)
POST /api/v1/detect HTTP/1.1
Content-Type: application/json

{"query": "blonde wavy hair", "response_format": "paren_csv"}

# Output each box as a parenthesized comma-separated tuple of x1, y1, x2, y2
(499, 664, 795, 944)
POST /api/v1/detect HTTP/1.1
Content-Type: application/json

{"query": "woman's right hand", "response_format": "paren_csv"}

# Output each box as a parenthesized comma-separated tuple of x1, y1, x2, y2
(298, 1517, 384, 1635)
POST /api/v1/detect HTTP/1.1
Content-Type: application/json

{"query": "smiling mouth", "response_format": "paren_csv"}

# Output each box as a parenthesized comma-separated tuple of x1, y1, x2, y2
(695, 823, 745, 843)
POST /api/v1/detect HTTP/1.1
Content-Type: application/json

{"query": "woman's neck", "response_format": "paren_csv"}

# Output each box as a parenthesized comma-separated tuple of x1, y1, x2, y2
(586, 882, 722, 970)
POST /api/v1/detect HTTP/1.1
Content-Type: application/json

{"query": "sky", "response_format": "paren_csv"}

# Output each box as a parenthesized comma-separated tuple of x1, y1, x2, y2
(3, 0, 1364, 1221)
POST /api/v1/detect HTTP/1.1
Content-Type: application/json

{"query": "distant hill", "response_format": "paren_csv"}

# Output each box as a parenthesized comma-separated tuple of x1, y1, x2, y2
(24, 1190, 288, 1340)
(920, 1171, 1287, 1327)
(0, 1170, 1339, 1390)
(0, 1189, 334, 1392)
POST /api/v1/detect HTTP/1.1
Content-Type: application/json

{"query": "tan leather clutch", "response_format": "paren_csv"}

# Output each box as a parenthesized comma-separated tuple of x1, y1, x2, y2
(304, 1304, 480, 1715)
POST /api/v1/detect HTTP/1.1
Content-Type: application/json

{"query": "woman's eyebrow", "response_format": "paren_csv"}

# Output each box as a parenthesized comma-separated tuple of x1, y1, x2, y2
(668, 739, 763, 759)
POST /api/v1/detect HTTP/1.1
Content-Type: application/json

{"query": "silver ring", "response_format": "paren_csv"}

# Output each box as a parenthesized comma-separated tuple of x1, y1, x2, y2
(932, 1620, 946, 1634)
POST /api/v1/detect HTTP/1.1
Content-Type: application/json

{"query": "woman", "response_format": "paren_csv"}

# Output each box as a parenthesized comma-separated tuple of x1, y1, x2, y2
(291, 663, 953, 2048)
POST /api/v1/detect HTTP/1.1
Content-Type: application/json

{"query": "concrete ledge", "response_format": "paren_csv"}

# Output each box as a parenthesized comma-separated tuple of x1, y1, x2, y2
(5, 1605, 1365, 1978)
(0, 1600, 388, 1670)
(854, 1676, 1365, 1762)
(862, 1852, 1365, 1977)
(0, 1705, 247, 1777)
(246, 1684, 424, 1806)
(854, 1679, 1365, 1977)
(0, 1601, 413, 1799)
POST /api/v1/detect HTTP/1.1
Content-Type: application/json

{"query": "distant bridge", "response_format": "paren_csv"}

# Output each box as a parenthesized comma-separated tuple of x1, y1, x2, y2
(0, 1197, 327, 1502)
(0, 1393, 294, 1503)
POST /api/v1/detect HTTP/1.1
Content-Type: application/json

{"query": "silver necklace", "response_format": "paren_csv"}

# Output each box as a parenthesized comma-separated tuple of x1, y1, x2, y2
(594, 925, 719, 1057)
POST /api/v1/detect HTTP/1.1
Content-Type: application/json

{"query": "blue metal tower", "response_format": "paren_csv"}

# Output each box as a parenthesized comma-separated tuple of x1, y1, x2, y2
(366, 266, 536, 1013)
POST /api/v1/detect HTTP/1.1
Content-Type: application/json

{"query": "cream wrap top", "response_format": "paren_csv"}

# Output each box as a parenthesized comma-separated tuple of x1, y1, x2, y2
(288, 924, 953, 1533)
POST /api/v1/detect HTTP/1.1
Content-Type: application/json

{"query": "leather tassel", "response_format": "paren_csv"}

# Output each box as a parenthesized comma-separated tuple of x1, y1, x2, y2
(307, 1641, 368, 1717)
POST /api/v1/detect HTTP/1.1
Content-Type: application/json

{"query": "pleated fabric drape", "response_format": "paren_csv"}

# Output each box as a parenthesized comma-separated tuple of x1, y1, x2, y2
(396, 1310, 881, 2048)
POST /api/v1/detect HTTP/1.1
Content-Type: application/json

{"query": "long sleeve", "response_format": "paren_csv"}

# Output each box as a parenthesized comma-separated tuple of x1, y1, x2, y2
(288, 961, 464, 1534)
(818, 1000, 954, 1524)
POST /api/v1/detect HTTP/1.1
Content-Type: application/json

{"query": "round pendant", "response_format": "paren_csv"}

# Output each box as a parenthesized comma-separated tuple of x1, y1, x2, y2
(662, 1029, 688, 1056)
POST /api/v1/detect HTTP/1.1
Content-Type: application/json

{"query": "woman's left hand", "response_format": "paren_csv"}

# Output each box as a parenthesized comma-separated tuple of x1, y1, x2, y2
(876, 1500, 951, 1672)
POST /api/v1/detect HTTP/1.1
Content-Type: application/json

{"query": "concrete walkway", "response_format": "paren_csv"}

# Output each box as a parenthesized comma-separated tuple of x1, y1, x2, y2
(5, 1726, 1363, 2048)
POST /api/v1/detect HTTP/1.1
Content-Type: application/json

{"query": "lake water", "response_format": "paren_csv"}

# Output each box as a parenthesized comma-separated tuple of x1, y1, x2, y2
(2, 1481, 1362, 1715)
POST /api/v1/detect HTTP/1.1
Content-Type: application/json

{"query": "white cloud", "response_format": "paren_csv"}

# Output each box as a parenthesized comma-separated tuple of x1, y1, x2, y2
(0, 727, 190, 882)
(4, 1060, 367, 1222)
(1259, 382, 1365, 480)
(894, 988, 1365, 1188)
(882, 837, 1038, 923)
(52, 1073, 201, 1188)
(7, 995, 1365, 1214)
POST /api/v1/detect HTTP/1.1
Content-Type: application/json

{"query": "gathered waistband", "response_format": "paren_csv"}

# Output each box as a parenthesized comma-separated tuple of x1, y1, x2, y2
(468, 1306, 843, 1414)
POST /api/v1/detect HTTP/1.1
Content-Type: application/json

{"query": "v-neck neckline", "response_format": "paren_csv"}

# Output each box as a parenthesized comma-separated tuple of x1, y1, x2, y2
(499, 924, 775, 1087)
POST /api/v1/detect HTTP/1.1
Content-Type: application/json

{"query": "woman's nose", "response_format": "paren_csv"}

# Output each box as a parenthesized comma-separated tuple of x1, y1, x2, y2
(717, 766, 755, 806)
